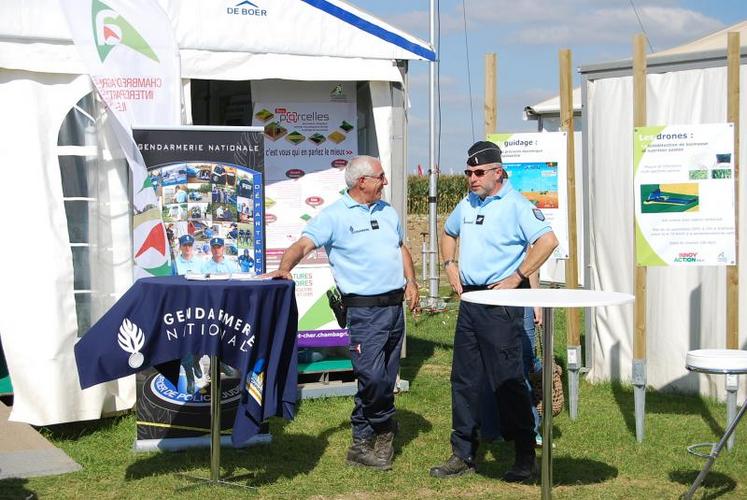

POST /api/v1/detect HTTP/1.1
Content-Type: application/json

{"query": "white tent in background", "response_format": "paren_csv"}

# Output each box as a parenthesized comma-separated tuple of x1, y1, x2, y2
(579, 21, 747, 400)
(524, 87, 582, 132)
(0, 0, 433, 425)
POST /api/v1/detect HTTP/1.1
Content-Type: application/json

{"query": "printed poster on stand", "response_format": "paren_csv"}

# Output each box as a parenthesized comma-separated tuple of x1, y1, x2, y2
(487, 132, 569, 259)
(252, 82, 357, 349)
(633, 123, 735, 266)
(132, 125, 265, 444)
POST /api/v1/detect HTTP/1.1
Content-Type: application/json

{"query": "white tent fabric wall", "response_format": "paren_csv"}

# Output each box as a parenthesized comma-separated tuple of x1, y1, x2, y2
(0, 71, 134, 424)
(584, 65, 747, 401)
(370, 81, 395, 204)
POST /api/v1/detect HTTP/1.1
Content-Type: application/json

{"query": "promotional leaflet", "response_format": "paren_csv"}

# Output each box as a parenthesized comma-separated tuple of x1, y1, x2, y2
(487, 132, 569, 259)
(253, 82, 357, 350)
(633, 123, 735, 266)
(132, 126, 265, 443)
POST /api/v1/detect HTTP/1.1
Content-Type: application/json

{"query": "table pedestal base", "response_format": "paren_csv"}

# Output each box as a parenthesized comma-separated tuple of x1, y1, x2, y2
(174, 355, 257, 491)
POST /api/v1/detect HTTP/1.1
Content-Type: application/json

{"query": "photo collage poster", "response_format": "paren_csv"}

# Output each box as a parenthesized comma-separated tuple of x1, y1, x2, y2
(136, 127, 265, 276)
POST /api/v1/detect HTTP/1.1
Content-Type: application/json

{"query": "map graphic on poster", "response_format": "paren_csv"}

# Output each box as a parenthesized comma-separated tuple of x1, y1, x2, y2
(253, 85, 357, 346)
(634, 123, 735, 266)
(487, 132, 569, 258)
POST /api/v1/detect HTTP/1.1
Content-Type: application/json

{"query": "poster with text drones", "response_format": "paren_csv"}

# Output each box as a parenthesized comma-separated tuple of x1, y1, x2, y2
(633, 123, 735, 266)
(487, 132, 569, 259)
(132, 125, 264, 444)
(252, 81, 357, 349)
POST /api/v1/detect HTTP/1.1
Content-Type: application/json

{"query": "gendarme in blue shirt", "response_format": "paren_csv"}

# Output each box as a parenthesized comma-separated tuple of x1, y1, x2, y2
(444, 180, 551, 286)
(201, 257, 239, 274)
(302, 192, 405, 295)
(175, 255, 202, 275)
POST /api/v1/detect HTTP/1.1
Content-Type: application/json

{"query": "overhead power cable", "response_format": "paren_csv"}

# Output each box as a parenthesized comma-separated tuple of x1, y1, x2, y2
(629, 0, 655, 52)
(461, 0, 475, 143)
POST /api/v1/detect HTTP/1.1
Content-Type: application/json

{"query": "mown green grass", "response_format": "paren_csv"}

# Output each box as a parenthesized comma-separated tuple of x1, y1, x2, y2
(3, 298, 745, 499)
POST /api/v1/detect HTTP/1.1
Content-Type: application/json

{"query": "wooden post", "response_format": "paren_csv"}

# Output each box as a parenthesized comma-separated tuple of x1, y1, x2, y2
(632, 33, 647, 443)
(726, 32, 740, 350)
(560, 49, 583, 421)
(484, 53, 497, 136)
(560, 50, 580, 341)
(633, 35, 647, 361)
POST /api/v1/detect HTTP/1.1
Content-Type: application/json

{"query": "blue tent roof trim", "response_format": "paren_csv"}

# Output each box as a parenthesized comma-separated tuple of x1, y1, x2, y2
(301, 0, 436, 61)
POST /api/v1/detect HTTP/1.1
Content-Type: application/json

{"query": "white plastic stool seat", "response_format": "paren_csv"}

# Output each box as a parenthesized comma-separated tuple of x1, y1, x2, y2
(682, 348, 747, 499)
(686, 349, 747, 374)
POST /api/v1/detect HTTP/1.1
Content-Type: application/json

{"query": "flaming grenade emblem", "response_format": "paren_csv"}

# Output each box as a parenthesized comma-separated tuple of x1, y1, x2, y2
(117, 318, 145, 368)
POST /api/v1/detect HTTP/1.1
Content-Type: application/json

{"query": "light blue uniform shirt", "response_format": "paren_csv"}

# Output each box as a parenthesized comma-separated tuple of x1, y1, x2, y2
(175, 190, 187, 203)
(201, 257, 239, 274)
(302, 192, 405, 295)
(175, 254, 202, 274)
(444, 180, 552, 286)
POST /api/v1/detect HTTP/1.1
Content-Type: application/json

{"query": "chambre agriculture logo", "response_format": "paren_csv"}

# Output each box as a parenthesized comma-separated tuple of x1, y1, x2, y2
(92, 0, 159, 63)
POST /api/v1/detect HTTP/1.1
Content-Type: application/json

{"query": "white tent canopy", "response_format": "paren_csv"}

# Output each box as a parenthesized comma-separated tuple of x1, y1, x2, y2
(580, 22, 747, 401)
(0, 0, 434, 81)
(0, 0, 431, 425)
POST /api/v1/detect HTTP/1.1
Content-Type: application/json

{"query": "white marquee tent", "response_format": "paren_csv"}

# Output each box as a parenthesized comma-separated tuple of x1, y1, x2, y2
(580, 22, 747, 400)
(0, 0, 433, 425)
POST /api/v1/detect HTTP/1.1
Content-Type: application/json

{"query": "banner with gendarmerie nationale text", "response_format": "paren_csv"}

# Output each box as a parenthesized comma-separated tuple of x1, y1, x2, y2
(132, 125, 266, 447)
(60, 0, 182, 278)
(634, 124, 735, 266)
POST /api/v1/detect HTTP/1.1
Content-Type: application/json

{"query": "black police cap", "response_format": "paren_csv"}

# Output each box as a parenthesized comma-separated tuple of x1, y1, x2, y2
(467, 141, 502, 166)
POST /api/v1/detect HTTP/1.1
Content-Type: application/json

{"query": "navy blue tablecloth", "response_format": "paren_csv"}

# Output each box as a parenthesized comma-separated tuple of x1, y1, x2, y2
(74, 275, 298, 445)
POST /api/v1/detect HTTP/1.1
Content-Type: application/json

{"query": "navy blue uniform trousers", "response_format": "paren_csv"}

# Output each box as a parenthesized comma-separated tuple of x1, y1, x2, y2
(451, 300, 536, 461)
(347, 304, 404, 439)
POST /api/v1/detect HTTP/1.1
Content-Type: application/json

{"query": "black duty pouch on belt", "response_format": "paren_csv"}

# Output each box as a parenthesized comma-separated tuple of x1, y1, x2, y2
(326, 287, 347, 328)
(341, 289, 405, 308)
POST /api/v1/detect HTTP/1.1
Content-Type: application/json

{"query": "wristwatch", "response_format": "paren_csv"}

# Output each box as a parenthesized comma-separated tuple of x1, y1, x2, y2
(443, 259, 457, 269)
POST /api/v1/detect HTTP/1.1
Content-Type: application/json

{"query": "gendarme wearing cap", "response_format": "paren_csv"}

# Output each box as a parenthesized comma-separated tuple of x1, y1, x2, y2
(175, 234, 199, 274)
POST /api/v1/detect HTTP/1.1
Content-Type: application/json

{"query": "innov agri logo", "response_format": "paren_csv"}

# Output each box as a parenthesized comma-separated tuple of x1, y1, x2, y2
(673, 251, 702, 263)
(227, 0, 268, 17)
(92, 0, 159, 63)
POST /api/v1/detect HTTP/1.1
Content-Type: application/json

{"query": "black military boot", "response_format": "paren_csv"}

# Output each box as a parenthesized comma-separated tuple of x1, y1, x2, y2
(429, 454, 476, 478)
(374, 420, 400, 468)
(346, 437, 390, 470)
(503, 446, 537, 483)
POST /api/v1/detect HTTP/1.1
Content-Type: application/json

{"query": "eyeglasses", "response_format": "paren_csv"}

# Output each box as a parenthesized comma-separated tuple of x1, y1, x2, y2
(464, 167, 499, 178)
(362, 173, 386, 181)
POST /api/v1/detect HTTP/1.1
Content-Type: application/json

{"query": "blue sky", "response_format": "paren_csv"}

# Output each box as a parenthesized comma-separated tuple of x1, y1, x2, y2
(351, 0, 746, 174)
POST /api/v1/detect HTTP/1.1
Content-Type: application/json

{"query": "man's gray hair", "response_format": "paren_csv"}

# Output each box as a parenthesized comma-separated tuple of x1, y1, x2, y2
(344, 155, 379, 188)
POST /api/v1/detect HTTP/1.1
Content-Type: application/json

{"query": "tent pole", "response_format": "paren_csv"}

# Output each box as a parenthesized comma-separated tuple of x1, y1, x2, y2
(427, 0, 440, 305)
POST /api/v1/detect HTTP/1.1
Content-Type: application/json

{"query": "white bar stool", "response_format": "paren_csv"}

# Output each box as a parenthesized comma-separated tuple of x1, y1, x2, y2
(683, 349, 747, 499)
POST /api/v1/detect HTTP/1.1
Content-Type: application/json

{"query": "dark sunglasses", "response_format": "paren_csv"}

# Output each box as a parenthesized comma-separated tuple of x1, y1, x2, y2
(464, 167, 498, 178)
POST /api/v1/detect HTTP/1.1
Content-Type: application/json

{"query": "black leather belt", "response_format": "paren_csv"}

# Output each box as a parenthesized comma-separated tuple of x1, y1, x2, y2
(342, 289, 405, 307)
(462, 277, 530, 293)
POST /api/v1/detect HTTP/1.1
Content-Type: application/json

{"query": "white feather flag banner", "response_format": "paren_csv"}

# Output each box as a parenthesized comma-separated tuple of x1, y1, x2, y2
(59, 0, 182, 277)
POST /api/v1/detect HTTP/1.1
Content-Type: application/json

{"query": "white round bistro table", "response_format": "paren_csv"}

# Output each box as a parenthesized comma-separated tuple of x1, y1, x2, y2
(461, 288, 634, 499)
